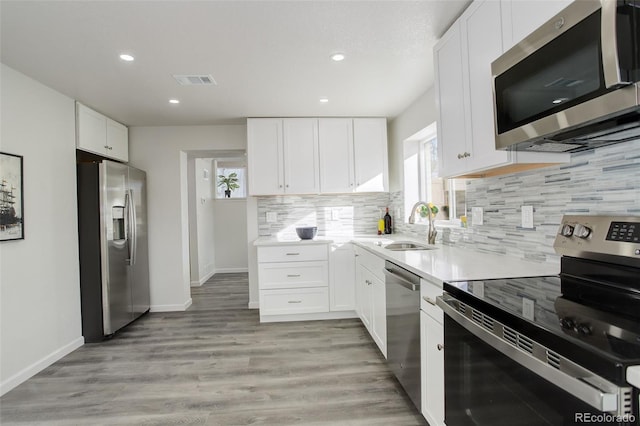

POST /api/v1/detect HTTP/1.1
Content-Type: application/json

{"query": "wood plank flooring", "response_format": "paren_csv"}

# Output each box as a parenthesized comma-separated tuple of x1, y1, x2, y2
(1, 273, 426, 425)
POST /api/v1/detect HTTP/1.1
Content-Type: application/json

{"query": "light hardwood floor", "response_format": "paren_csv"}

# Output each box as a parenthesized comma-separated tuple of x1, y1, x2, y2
(0, 273, 426, 425)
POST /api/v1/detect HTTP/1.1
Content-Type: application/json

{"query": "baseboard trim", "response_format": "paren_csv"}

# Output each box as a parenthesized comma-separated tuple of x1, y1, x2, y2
(0, 336, 84, 396)
(190, 269, 216, 287)
(150, 298, 192, 312)
(248, 301, 260, 309)
(215, 267, 248, 273)
(259, 310, 358, 323)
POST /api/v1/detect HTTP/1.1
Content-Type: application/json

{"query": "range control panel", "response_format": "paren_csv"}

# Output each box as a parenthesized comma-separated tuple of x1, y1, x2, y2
(606, 222, 640, 243)
(554, 215, 640, 261)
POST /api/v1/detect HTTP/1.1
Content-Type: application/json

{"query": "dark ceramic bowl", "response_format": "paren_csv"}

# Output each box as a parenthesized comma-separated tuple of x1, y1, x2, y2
(296, 226, 318, 240)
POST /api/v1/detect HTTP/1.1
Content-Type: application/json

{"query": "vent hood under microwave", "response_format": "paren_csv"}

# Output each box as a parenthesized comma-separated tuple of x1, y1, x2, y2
(492, 0, 640, 153)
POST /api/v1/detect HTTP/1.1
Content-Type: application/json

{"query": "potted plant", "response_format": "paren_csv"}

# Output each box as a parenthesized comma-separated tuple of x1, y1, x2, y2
(217, 172, 240, 198)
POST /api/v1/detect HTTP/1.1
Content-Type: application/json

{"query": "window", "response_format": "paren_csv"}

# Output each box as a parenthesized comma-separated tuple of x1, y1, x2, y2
(403, 123, 466, 223)
(215, 162, 247, 199)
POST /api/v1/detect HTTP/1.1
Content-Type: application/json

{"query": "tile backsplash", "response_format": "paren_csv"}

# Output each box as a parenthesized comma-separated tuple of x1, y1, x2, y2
(257, 140, 640, 263)
(257, 193, 392, 238)
(391, 139, 640, 263)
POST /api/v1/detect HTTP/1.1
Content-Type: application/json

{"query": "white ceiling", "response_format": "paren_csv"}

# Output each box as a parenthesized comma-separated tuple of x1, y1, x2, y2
(0, 1, 470, 126)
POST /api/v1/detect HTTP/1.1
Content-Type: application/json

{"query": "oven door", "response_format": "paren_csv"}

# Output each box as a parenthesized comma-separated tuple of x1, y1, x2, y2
(438, 295, 635, 426)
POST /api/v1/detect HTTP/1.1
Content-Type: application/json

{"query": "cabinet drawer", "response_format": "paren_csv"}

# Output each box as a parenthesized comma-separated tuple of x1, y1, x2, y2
(260, 287, 329, 315)
(421, 278, 443, 323)
(258, 261, 328, 290)
(355, 246, 386, 281)
(258, 244, 328, 263)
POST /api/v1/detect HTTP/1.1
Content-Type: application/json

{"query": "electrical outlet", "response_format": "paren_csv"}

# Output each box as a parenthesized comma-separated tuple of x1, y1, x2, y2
(522, 298, 535, 321)
(472, 281, 485, 298)
(522, 205, 534, 229)
(472, 207, 483, 226)
(266, 212, 277, 223)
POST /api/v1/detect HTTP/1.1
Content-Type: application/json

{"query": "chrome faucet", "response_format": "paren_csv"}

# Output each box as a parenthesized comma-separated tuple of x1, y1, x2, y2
(408, 201, 437, 244)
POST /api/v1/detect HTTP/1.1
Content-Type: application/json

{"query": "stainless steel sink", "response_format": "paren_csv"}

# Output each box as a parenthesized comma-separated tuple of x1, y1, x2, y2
(384, 241, 436, 251)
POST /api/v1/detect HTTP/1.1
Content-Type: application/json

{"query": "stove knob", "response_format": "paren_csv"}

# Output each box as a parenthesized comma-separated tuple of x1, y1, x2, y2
(577, 324, 592, 336)
(561, 317, 576, 330)
(573, 224, 592, 239)
(560, 224, 574, 237)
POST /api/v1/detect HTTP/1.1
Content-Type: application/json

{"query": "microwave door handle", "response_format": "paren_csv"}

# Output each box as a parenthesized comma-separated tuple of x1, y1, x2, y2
(601, 0, 630, 88)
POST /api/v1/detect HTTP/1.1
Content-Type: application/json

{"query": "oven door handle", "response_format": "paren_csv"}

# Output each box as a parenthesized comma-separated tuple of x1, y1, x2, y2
(436, 295, 622, 415)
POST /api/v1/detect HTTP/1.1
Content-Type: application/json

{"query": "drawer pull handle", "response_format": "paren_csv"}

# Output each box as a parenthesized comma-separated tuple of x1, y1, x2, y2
(423, 296, 437, 306)
(288, 300, 302, 304)
(437, 344, 444, 351)
(286, 253, 300, 256)
(287, 274, 301, 278)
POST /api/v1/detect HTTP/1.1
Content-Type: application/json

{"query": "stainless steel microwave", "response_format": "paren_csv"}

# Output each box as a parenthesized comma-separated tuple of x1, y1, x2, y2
(492, 0, 639, 153)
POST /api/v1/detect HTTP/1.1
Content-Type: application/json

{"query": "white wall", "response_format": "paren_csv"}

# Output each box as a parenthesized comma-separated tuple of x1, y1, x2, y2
(213, 199, 248, 272)
(128, 126, 246, 311)
(388, 88, 438, 191)
(0, 64, 83, 395)
(194, 158, 216, 284)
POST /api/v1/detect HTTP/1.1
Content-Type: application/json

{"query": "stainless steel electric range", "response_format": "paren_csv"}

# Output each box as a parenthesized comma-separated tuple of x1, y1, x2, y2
(437, 215, 640, 426)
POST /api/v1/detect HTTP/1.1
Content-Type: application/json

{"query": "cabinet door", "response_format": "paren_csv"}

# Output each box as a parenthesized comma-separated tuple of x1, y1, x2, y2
(421, 311, 444, 426)
(106, 118, 129, 162)
(330, 244, 355, 312)
(461, 0, 509, 172)
(318, 118, 354, 193)
(370, 272, 386, 358)
(503, 0, 573, 50)
(247, 118, 284, 195)
(357, 264, 373, 329)
(353, 118, 388, 192)
(283, 118, 319, 194)
(434, 22, 469, 178)
(76, 102, 107, 156)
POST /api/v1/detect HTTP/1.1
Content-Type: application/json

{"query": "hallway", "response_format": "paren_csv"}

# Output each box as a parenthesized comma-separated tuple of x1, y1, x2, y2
(1, 273, 424, 425)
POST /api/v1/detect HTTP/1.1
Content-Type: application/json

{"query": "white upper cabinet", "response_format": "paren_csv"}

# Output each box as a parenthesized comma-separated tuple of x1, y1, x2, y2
(318, 117, 388, 193)
(283, 118, 320, 194)
(247, 118, 319, 196)
(502, 0, 574, 51)
(318, 118, 355, 193)
(247, 118, 284, 195)
(434, 0, 569, 178)
(353, 118, 388, 193)
(434, 21, 470, 178)
(76, 102, 128, 162)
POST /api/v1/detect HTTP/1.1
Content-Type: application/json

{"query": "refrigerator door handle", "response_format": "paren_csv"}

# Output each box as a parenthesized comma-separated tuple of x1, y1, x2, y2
(124, 191, 133, 265)
(128, 189, 137, 266)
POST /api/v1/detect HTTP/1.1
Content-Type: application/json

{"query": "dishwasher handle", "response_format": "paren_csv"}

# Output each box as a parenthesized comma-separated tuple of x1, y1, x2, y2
(383, 268, 420, 291)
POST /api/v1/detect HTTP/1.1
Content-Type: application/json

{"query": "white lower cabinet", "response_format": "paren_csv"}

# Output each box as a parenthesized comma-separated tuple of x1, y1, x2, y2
(421, 278, 445, 426)
(257, 244, 329, 321)
(329, 243, 356, 311)
(354, 246, 387, 357)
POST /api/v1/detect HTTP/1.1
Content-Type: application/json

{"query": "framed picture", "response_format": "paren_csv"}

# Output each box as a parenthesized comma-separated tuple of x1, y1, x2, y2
(0, 152, 24, 241)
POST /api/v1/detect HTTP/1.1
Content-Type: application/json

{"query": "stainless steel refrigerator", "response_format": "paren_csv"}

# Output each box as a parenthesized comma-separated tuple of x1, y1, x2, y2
(77, 160, 150, 342)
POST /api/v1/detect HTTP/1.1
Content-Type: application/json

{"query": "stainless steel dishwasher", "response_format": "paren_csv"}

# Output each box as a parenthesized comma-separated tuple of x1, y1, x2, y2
(384, 260, 421, 411)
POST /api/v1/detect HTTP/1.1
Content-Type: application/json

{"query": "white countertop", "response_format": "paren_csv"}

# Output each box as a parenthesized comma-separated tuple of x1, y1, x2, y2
(351, 234, 559, 283)
(254, 233, 559, 283)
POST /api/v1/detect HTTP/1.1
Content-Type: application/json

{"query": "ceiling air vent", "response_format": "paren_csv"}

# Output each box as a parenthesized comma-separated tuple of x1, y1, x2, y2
(172, 74, 217, 86)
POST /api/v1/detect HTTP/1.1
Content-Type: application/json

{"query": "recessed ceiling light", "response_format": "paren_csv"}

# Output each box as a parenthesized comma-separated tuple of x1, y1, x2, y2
(119, 54, 135, 62)
(330, 52, 346, 62)
(169, 99, 180, 104)
(319, 98, 329, 103)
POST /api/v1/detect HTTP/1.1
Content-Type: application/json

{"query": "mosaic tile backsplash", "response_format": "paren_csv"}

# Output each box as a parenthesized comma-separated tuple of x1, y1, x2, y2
(257, 193, 392, 238)
(391, 139, 640, 263)
(257, 139, 640, 263)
